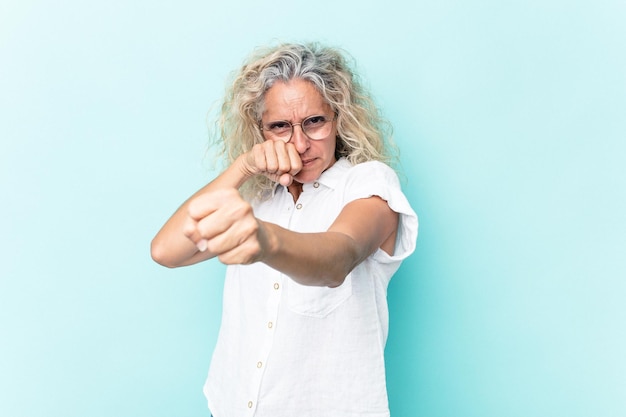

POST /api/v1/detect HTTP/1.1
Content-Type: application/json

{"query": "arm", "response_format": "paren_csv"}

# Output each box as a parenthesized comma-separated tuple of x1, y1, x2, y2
(260, 196, 398, 287)
(150, 140, 302, 268)
(150, 160, 248, 268)
(184, 189, 398, 287)
(152, 140, 398, 287)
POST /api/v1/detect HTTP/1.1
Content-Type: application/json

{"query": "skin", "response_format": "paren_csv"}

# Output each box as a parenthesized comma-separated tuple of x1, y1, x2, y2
(151, 79, 399, 287)
(260, 78, 338, 200)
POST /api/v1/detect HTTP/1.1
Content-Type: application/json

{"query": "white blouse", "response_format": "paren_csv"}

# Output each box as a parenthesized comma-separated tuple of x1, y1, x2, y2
(203, 158, 418, 417)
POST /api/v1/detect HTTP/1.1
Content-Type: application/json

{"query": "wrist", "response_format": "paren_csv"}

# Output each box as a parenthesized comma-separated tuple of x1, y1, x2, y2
(226, 154, 256, 188)
(257, 220, 279, 263)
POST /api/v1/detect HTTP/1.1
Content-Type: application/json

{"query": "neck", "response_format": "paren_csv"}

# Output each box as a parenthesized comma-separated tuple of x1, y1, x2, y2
(287, 182, 303, 202)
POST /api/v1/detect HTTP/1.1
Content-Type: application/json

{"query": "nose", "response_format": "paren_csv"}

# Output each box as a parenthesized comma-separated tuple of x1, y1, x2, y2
(289, 123, 310, 153)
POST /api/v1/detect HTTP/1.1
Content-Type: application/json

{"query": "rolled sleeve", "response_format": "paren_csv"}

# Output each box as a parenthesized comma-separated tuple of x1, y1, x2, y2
(342, 161, 418, 263)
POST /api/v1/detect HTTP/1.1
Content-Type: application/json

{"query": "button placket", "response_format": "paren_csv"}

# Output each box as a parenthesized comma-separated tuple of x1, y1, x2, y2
(247, 272, 282, 414)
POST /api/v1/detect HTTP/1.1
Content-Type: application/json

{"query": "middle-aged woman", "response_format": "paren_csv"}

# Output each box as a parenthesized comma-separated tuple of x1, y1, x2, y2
(151, 42, 418, 417)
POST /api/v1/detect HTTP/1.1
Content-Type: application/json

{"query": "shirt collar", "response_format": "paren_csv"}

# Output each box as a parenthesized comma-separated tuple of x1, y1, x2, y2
(272, 157, 352, 196)
(312, 157, 351, 190)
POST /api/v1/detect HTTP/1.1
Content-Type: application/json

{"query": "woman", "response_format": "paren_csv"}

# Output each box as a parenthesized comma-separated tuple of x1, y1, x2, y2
(151, 42, 418, 417)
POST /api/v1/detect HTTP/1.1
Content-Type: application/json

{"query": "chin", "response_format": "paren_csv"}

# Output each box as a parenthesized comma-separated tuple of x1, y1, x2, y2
(294, 175, 316, 184)
(294, 169, 322, 184)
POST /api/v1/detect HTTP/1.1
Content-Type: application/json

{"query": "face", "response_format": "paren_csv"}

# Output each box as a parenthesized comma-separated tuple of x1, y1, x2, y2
(261, 78, 337, 185)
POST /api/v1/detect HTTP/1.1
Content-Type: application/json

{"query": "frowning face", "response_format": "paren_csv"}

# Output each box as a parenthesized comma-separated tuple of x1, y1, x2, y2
(261, 78, 337, 185)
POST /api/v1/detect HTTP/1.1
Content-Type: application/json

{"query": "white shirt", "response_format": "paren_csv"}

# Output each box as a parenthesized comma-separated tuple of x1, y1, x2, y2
(204, 158, 418, 417)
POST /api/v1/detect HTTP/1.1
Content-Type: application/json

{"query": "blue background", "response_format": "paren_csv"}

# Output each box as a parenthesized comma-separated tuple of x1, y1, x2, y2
(1, 0, 624, 416)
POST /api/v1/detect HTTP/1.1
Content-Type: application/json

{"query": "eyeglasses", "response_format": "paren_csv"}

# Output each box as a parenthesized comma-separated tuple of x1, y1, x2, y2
(260, 114, 337, 141)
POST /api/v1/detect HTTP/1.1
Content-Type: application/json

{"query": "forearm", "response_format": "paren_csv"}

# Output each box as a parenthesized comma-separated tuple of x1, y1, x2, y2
(258, 196, 399, 287)
(260, 222, 364, 287)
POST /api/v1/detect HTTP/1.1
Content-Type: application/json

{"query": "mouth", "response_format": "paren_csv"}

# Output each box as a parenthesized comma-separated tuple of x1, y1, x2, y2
(301, 157, 316, 166)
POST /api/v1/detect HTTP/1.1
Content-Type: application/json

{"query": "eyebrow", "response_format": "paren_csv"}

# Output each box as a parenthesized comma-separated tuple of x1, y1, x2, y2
(264, 113, 326, 123)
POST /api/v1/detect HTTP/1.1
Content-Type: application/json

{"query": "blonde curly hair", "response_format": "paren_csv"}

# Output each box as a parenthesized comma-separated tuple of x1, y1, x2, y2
(212, 42, 397, 199)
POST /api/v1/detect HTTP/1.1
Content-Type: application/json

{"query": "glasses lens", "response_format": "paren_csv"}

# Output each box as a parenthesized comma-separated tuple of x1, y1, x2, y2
(266, 121, 292, 139)
(302, 115, 333, 140)
(262, 114, 335, 141)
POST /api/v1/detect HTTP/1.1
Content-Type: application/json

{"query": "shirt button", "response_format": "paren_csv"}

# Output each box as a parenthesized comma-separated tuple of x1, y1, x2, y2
(257, 361, 263, 368)
(313, 182, 320, 188)
(268, 321, 273, 329)
(273, 282, 280, 290)
(248, 401, 253, 408)
(296, 203, 303, 210)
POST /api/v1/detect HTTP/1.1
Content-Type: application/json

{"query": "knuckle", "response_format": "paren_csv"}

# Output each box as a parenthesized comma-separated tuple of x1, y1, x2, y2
(187, 200, 199, 218)
(217, 253, 231, 264)
(182, 219, 196, 238)
(232, 200, 252, 217)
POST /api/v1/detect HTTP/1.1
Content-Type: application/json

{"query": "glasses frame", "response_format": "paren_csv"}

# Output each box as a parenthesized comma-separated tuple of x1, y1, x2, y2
(260, 113, 338, 142)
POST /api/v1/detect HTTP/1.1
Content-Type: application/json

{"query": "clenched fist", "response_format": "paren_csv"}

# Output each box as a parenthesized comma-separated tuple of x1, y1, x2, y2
(183, 188, 270, 265)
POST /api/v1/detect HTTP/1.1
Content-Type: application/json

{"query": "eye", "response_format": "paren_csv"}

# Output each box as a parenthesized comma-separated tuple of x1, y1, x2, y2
(303, 115, 327, 128)
(267, 121, 291, 134)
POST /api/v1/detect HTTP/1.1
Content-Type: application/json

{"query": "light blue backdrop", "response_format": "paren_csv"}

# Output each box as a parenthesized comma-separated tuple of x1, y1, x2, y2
(1, 0, 624, 416)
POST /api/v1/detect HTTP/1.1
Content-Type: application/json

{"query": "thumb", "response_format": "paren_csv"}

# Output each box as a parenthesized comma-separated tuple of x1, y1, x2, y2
(278, 173, 293, 187)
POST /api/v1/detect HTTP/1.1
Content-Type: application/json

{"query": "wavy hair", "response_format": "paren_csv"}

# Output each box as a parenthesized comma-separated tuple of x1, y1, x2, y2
(212, 42, 397, 199)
